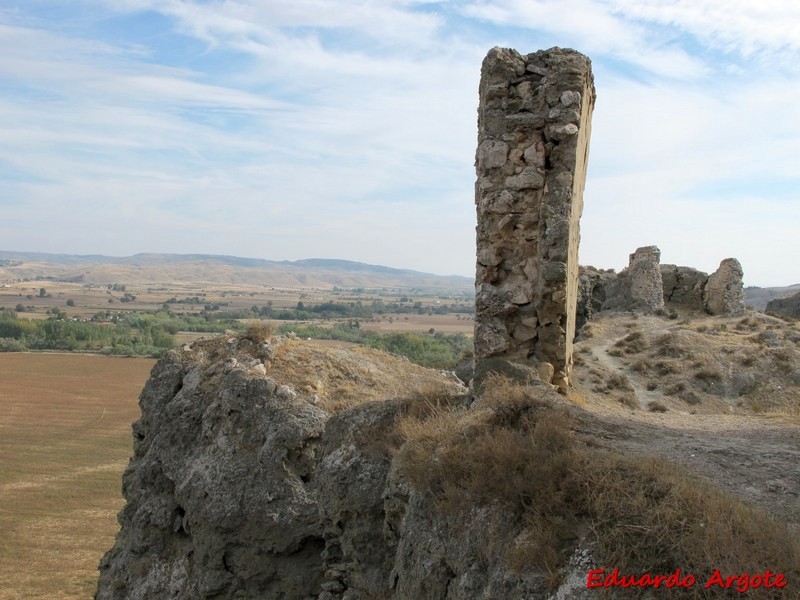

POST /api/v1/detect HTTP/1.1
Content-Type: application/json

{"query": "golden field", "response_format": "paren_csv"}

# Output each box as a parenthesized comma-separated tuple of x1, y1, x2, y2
(0, 354, 155, 599)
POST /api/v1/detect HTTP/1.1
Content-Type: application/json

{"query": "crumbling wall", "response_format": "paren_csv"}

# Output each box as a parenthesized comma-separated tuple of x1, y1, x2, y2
(601, 246, 664, 312)
(661, 264, 708, 311)
(474, 47, 595, 390)
(705, 258, 745, 316)
(575, 251, 746, 333)
(575, 266, 615, 331)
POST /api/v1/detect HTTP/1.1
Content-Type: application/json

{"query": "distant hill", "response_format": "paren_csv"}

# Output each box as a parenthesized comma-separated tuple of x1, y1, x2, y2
(0, 251, 474, 292)
(744, 284, 800, 311)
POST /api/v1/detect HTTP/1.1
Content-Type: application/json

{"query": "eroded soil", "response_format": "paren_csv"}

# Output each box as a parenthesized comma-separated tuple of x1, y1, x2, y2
(571, 312, 800, 527)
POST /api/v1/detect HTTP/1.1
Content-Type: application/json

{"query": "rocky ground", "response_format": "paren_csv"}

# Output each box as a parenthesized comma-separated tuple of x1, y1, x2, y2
(95, 312, 800, 599)
(571, 310, 800, 527)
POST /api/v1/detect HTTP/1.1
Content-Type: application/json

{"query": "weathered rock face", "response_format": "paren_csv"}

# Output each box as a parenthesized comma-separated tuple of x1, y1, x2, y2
(576, 266, 616, 331)
(474, 46, 595, 390)
(97, 336, 569, 599)
(660, 264, 708, 310)
(576, 252, 746, 328)
(601, 246, 664, 313)
(705, 258, 745, 316)
(766, 291, 800, 318)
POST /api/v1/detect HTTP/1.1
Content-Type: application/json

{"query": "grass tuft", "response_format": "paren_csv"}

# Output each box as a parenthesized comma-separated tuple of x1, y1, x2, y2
(395, 377, 800, 595)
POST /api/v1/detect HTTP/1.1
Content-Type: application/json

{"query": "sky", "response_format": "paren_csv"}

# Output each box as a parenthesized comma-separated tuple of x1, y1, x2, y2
(0, 1, 798, 286)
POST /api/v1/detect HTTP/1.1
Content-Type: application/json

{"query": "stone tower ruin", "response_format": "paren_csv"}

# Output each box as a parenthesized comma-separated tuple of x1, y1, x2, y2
(474, 47, 595, 390)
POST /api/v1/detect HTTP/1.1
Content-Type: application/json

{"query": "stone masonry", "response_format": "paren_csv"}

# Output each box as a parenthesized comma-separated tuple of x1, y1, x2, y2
(474, 47, 595, 390)
(602, 246, 665, 312)
(705, 258, 745, 315)
(576, 251, 746, 333)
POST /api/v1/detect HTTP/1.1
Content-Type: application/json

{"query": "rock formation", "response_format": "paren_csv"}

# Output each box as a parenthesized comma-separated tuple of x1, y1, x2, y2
(575, 266, 615, 331)
(600, 246, 664, 313)
(95, 334, 579, 599)
(474, 47, 595, 390)
(705, 258, 745, 316)
(576, 252, 747, 333)
(660, 264, 707, 311)
(765, 291, 800, 319)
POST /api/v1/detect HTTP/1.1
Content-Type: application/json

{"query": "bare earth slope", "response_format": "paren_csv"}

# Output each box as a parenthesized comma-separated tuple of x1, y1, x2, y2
(571, 311, 800, 527)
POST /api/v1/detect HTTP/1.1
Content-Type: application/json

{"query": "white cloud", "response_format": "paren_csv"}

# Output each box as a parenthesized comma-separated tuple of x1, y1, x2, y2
(0, 1, 798, 283)
(461, 0, 709, 79)
(614, 0, 800, 58)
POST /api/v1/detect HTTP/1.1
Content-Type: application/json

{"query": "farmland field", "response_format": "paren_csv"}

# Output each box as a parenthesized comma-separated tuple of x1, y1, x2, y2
(0, 354, 155, 599)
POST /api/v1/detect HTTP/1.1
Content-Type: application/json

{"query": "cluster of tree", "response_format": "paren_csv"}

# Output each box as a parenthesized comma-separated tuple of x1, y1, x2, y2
(165, 296, 204, 304)
(0, 310, 244, 357)
(246, 299, 473, 321)
(0, 308, 471, 369)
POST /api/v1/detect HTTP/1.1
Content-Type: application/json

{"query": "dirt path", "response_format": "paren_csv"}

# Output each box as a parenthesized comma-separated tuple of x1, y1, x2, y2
(572, 313, 800, 527)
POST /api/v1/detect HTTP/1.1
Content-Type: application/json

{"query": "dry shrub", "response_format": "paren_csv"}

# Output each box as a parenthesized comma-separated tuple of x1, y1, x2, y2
(666, 382, 686, 396)
(606, 373, 633, 392)
(630, 359, 650, 373)
(617, 392, 639, 410)
(652, 334, 685, 358)
(647, 400, 668, 412)
(584, 454, 800, 599)
(654, 360, 678, 375)
(614, 331, 647, 354)
(396, 378, 800, 595)
(694, 368, 723, 382)
(244, 320, 275, 343)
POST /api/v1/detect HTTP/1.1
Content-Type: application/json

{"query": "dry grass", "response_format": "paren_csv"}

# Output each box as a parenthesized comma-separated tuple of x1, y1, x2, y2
(185, 334, 465, 415)
(0, 353, 155, 599)
(243, 319, 275, 343)
(575, 314, 800, 415)
(395, 377, 800, 595)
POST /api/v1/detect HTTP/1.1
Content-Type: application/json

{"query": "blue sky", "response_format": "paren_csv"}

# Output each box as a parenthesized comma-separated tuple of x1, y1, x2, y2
(0, 1, 798, 286)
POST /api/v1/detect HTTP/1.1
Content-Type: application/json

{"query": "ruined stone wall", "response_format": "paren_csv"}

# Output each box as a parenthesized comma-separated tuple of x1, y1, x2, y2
(705, 258, 745, 316)
(575, 251, 746, 334)
(661, 264, 708, 310)
(474, 47, 595, 389)
(602, 246, 665, 312)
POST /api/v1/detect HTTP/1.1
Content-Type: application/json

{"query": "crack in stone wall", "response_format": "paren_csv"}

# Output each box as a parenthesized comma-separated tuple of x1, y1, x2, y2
(474, 47, 595, 390)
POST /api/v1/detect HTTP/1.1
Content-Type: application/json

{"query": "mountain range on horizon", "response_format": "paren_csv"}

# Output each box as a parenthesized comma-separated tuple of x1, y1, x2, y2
(0, 250, 474, 292)
(0, 251, 797, 309)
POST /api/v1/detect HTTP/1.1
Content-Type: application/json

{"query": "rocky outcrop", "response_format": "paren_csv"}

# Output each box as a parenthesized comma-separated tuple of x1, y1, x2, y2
(601, 246, 664, 313)
(705, 258, 745, 316)
(660, 264, 707, 311)
(474, 46, 595, 390)
(575, 252, 747, 331)
(765, 291, 800, 319)
(575, 266, 616, 331)
(96, 335, 570, 599)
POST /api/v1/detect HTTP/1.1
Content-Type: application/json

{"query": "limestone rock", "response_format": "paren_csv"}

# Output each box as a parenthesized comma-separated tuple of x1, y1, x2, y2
(601, 246, 663, 312)
(96, 335, 564, 599)
(474, 46, 595, 390)
(575, 266, 615, 332)
(766, 291, 800, 319)
(627, 246, 665, 311)
(661, 264, 708, 310)
(705, 258, 745, 316)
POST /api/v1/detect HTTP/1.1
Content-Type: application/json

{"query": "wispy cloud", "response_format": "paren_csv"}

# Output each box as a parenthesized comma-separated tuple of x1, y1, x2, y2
(0, 1, 798, 283)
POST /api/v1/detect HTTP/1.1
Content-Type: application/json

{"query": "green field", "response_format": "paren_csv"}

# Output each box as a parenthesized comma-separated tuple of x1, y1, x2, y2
(0, 354, 155, 599)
